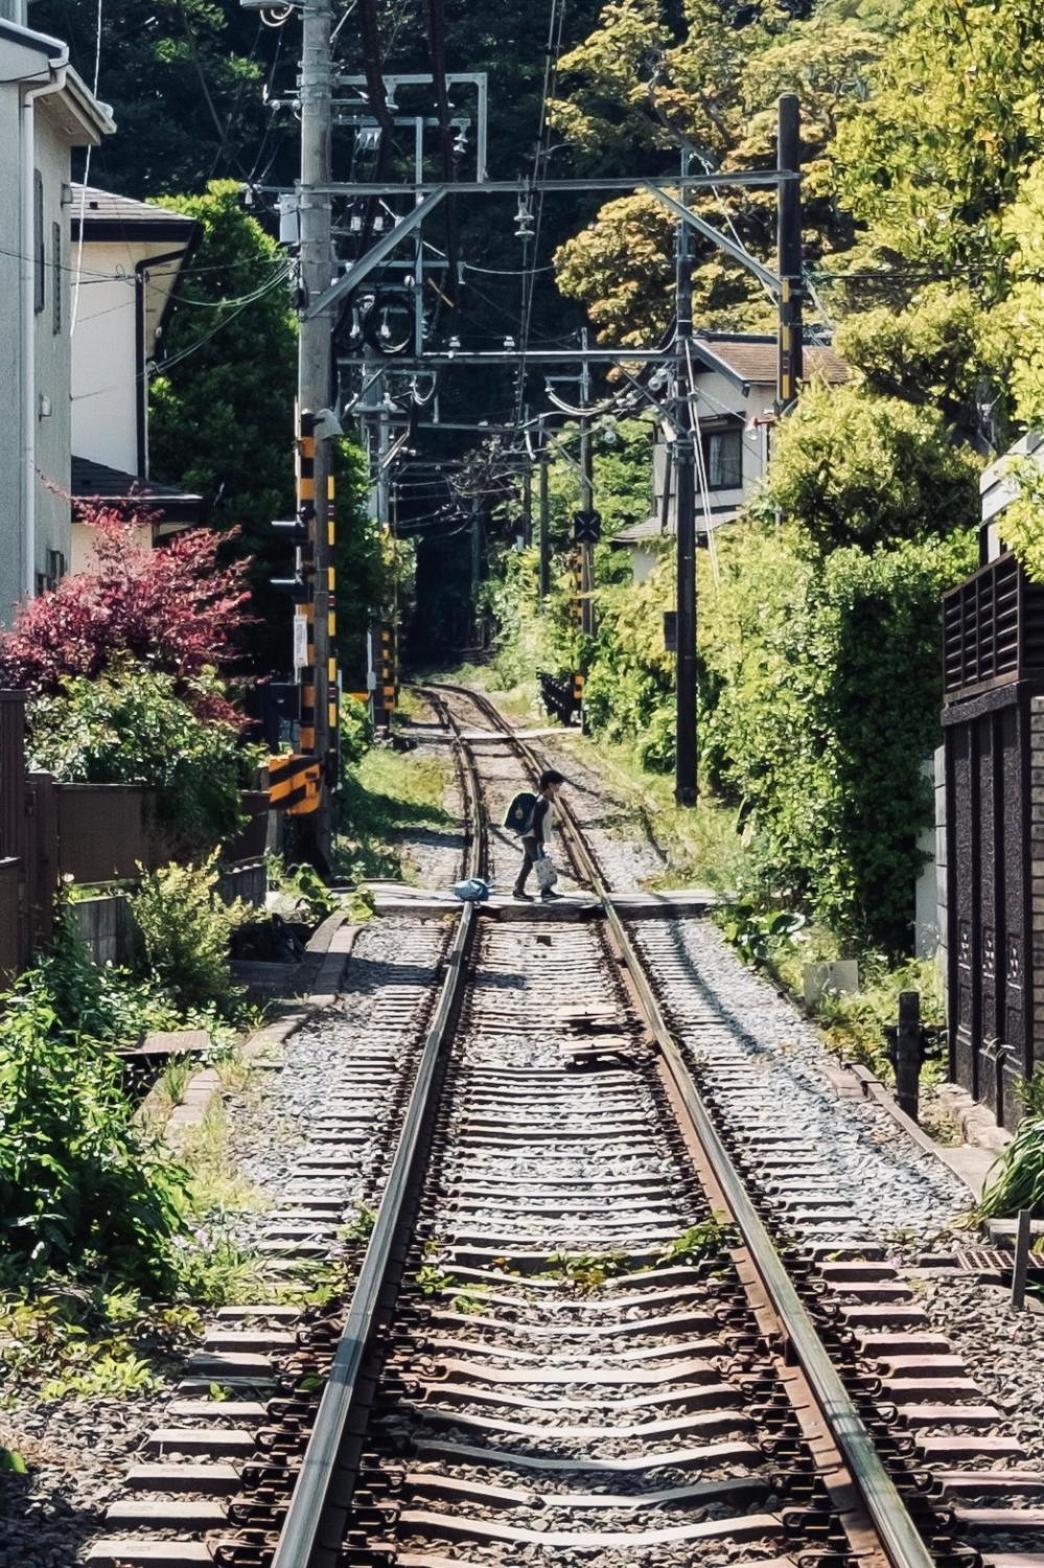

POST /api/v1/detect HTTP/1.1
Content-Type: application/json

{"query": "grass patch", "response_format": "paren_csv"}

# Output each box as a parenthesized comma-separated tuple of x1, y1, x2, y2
(335, 744, 452, 883)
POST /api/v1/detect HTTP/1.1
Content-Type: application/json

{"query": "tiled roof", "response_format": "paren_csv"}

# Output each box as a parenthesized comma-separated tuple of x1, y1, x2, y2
(71, 185, 195, 228)
(72, 456, 201, 521)
(611, 510, 740, 546)
(694, 334, 848, 387)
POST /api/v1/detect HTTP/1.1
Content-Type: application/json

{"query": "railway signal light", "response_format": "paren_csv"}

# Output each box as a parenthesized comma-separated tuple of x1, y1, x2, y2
(573, 509, 601, 544)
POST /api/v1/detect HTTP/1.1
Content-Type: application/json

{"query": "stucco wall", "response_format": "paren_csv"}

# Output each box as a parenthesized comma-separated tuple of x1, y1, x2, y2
(71, 239, 139, 473)
(0, 73, 25, 623)
(33, 103, 73, 592)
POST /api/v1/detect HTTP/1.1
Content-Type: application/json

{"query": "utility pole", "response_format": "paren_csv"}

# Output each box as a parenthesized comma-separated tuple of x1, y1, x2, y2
(777, 93, 803, 409)
(538, 443, 550, 605)
(674, 147, 697, 807)
(469, 496, 483, 648)
(297, 0, 336, 865)
(578, 328, 595, 640)
(521, 463, 532, 548)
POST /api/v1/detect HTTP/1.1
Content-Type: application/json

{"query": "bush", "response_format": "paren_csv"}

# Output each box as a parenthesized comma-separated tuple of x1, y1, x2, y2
(701, 521, 977, 951)
(0, 955, 188, 1284)
(0, 513, 251, 718)
(338, 694, 372, 766)
(763, 383, 980, 553)
(27, 661, 254, 858)
(131, 855, 248, 1018)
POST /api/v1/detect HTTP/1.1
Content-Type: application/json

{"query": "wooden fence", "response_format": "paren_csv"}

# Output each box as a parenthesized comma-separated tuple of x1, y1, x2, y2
(0, 690, 271, 983)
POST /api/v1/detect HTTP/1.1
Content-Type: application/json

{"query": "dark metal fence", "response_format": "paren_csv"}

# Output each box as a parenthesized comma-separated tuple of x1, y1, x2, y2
(942, 552, 1044, 1128)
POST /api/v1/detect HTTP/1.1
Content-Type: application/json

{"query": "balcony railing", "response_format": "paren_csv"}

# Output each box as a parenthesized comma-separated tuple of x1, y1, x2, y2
(943, 552, 1044, 701)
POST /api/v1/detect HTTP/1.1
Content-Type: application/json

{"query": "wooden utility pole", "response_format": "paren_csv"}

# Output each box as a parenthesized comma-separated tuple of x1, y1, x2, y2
(777, 93, 803, 408)
(674, 148, 697, 807)
(297, 0, 335, 865)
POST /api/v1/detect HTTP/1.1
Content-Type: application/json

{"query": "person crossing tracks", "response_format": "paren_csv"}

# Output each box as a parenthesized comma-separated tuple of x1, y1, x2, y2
(505, 769, 566, 902)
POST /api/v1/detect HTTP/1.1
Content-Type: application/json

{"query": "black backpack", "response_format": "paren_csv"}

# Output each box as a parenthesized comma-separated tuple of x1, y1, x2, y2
(503, 790, 537, 835)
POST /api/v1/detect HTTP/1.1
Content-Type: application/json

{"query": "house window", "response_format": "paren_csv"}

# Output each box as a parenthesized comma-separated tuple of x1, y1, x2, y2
(34, 171, 45, 314)
(703, 427, 743, 490)
(52, 223, 62, 333)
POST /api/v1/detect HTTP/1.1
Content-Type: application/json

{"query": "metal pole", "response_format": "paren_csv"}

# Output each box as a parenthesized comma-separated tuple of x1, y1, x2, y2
(579, 329, 594, 640)
(777, 94, 803, 409)
(675, 148, 697, 808)
(470, 497, 483, 648)
(298, 0, 335, 864)
(893, 991, 924, 1122)
(538, 449, 550, 606)
(521, 463, 532, 548)
(1011, 1209, 1032, 1312)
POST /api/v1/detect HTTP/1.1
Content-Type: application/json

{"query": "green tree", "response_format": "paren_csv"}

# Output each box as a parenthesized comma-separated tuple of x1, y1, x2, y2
(701, 522, 977, 949)
(550, 0, 894, 341)
(149, 181, 297, 670)
(833, 0, 1044, 276)
(762, 382, 981, 552)
(31, 0, 267, 197)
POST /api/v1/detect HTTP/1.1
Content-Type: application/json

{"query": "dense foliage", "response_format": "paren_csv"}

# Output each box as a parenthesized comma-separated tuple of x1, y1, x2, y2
(27, 664, 252, 859)
(132, 856, 249, 1018)
(0, 515, 250, 719)
(701, 524, 976, 950)
(0, 920, 189, 1284)
(33, 0, 270, 198)
(148, 182, 298, 673)
(759, 385, 980, 552)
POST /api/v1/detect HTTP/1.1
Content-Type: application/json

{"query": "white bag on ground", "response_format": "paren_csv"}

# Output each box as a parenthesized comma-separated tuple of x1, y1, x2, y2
(534, 855, 558, 893)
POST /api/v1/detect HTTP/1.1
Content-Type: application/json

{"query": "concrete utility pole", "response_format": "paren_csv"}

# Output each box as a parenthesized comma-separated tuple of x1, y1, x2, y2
(777, 93, 803, 408)
(297, 0, 335, 863)
(674, 148, 697, 808)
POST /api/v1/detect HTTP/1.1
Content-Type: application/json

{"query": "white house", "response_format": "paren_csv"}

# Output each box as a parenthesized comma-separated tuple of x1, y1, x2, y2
(69, 185, 202, 568)
(611, 333, 849, 581)
(0, 3, 113, 622)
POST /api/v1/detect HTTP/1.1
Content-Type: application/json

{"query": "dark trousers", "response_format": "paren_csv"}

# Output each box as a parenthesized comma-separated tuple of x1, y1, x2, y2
(513, 834, 542, 893)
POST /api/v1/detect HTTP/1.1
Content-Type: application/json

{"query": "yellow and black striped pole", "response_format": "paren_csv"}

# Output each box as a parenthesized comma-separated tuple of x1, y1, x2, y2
(296, 411, 318, 754)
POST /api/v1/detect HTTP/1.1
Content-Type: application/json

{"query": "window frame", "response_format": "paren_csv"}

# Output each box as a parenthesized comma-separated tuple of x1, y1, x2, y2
(52, 221, 62, 334)
(701, 424, 744, 492)
(33, 170, 45, 315)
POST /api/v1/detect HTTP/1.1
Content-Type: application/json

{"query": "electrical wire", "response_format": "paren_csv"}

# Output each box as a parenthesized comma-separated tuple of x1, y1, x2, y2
(70, 0, 105, 336)
(513, 0, 568, 430)
(71, 265, 290, 402)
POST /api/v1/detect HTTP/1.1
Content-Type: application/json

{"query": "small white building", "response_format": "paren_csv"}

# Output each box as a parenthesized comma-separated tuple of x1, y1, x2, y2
(611, 333, 849, 581)
(70, 185, 202, 569)
(0, 5, 113, 621)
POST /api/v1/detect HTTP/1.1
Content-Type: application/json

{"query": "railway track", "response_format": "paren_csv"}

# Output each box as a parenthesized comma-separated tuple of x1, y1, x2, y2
(88, 685, 1043, 1568)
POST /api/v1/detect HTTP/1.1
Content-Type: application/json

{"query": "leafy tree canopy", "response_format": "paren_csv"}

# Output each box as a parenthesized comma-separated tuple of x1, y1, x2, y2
(148, 181, 297, 670)
(30, 0, 268, 197)
(760, 382, 981, 552)
(550, 0, 897, 341)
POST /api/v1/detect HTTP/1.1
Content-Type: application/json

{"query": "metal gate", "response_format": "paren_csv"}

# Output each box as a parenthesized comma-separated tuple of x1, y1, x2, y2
(943, 553, 1044, 1128)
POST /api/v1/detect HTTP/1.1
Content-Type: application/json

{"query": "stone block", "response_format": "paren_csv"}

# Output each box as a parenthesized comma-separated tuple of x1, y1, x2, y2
(803, 960, 859, 1006)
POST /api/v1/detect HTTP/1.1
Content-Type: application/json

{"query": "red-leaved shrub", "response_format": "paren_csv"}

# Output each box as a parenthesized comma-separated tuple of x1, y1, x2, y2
(0, 510, 252, 722)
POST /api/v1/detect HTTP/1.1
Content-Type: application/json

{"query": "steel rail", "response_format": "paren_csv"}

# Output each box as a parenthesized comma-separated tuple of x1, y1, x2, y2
(428, 680, 938, 1568)
(270, 693, 484, 1568)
